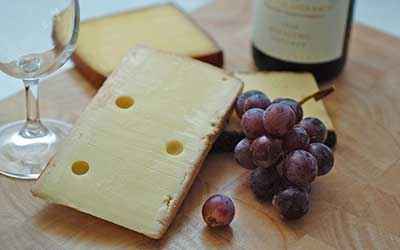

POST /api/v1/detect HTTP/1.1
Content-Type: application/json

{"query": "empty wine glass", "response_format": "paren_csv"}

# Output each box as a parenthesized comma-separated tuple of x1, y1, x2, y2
(0, 0, 79, 179)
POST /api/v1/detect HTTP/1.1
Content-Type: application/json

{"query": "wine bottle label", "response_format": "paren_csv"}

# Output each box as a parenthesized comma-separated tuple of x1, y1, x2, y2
(253, 0, 350, 63)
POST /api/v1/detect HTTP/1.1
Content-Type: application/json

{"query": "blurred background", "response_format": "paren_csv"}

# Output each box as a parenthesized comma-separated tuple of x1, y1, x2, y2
(0, 0, 398, 100)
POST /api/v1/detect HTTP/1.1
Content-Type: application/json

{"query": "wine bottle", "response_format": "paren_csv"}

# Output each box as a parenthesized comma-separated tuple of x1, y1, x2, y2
(252, 0, 355, 83)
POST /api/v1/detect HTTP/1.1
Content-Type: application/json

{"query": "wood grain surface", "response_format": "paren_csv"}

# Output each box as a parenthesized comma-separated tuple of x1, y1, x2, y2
(1, 0, 400, 249)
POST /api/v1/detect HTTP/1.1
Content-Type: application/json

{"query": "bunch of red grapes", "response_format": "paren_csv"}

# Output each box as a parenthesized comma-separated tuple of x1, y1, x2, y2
(234, 90, 334, 220)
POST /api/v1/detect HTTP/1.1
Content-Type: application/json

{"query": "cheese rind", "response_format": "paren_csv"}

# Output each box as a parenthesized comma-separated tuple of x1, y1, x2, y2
(32, 47, 242, 239)
(61, 4, 223, 86)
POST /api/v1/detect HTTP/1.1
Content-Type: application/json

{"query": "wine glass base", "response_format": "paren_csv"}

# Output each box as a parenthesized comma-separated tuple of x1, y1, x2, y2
(0, 119, 71, 180)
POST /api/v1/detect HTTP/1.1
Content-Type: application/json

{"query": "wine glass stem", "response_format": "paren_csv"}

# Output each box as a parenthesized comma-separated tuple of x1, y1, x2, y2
(20, 79, 49, 138)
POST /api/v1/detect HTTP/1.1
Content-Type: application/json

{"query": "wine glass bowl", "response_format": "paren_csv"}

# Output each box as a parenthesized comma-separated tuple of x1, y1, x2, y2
(0, 0, 79, 179)
(0, 0, 79, 79)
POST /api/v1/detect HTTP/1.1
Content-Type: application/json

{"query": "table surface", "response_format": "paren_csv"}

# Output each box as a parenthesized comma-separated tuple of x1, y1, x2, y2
(1, 0, 400, 249)
(0, 0, 399, 101)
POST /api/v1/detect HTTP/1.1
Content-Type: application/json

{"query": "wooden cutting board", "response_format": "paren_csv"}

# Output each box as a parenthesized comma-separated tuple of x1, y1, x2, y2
(1, 0, 400, 249)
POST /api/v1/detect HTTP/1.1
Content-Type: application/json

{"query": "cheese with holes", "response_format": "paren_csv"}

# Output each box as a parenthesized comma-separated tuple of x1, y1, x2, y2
(54, 4, 223, 86)
(32, 47, 242, 239)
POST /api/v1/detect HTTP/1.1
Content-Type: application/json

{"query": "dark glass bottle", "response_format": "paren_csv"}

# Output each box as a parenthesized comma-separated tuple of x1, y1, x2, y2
(252, 0, 356, 83)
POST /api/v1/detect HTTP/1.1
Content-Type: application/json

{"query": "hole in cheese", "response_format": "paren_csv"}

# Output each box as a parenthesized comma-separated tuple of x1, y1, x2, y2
(166, 140, 184, 156)
(115, 96, 135, 109)
(71, 161, 90, 175)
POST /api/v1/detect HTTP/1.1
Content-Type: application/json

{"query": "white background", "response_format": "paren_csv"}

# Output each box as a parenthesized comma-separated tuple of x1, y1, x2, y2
(0, 0, 398, 101)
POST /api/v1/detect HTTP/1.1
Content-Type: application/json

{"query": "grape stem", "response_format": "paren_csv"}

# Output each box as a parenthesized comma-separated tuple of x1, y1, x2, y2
(299, 86, 335, 106)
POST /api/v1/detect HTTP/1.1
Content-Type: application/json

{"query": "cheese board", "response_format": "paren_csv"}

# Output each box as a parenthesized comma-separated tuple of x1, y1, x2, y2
(1, 0, 400, 249)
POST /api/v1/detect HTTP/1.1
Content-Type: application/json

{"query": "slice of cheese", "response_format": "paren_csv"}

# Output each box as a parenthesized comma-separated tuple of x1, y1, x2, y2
(32, 47, 242, 239)
(213, 72, 335, 152)
(55, 4, 223, 86)
(234, 72, 334, 130)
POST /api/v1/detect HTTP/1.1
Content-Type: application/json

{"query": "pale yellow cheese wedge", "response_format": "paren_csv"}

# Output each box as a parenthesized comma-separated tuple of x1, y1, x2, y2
(32, 47, 242, 239)
(54, 4, 223, 86)
(212, 72, 335, 152)
(225, 72, 334, 134)
(245, 72, 332, 125)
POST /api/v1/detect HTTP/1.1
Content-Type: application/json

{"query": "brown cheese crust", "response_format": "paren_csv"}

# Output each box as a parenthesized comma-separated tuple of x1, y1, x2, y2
(72, 53, 106, 88)
(73, 50, 224, 88)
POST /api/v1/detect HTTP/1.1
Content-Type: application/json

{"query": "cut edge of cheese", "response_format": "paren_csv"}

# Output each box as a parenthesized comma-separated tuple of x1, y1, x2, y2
(32, 46, 242, 239)
(57, 3, 223, 87)
(212, 71, 336, 153)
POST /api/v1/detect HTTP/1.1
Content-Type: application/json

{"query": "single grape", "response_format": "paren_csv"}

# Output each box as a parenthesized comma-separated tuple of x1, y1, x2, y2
(282, 150, 318, 186)
(283, 126, 310, 152)
(250, 135, 283, 168)
(308, 143, 334, 176)
(267, 161, 312, 197)
(202, 194, 235, 227)
(273, 98, 303, 123)
(243, 94, 271, 112)
(234, 138, 257, 170)
(235, 90, 266, 118)
(263, 103, 297, 138)
(241, 108, 266, 139)
(273, 187, 310, 220)
(299, 117, 328, 143)
(250, 166, 280, 201)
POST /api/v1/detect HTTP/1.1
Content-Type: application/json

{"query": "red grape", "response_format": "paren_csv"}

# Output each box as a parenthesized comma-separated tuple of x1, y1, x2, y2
(283, 126, 310, 152)
(250, 166, 280, 201)
(273, 98, 303, 123)
(250, 135, 283, 168)
(308, 143, 334, 176)
(282, 150, 318, 186)
(244, 94, 271, 112)
(273, 187, 310, 220)
(234, 138, 257, 170)
(235, 90, 266, 118)
(263, 103, 297, 138)
(202, 194, 235, 227)
(299, 117, 328, 143)
(241, 108, 266, 139)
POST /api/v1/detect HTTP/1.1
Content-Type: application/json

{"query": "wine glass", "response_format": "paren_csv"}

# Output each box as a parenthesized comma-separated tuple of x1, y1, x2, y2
(0, 0, 79, 179)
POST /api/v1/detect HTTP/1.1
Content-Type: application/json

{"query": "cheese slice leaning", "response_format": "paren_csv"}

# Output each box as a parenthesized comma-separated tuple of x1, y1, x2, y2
(233, 72, 334, 130)
(213, 72, 335, 152)
(32, 47, 243, 239)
